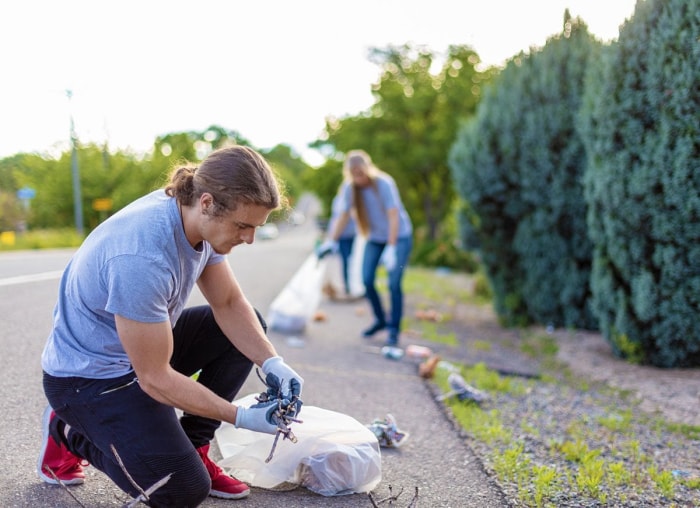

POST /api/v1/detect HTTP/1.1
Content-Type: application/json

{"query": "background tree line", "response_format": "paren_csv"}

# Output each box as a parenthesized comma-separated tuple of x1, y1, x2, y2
(1, 0, 696, 367)
(0, 126, 309, 234)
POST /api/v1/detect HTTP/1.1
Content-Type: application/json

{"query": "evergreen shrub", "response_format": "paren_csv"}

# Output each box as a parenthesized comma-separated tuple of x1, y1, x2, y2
(578, 0, 700, 366)
(449, 14, 599, 329)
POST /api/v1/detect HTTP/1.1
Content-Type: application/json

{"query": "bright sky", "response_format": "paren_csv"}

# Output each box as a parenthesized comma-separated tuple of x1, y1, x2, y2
(0, 0, 638, 166)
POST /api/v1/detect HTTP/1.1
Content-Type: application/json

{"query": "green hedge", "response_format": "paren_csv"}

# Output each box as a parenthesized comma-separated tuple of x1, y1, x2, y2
(449, 14, 599, 329)
(578, 0, 700, 366)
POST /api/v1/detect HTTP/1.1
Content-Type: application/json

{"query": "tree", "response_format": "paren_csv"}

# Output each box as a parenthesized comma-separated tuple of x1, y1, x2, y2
(578, 0, 700, 367)
(0, 155, 24, 230)
(313, 44, 492, 241)
(148, 125, 311, 217)
(450, 12, 599, 328)
(2, 124, 315, 235)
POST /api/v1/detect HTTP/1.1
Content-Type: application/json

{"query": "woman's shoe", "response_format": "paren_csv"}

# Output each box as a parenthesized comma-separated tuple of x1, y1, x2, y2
(362, 322, 386, 337)
(385, 333, 399, 347)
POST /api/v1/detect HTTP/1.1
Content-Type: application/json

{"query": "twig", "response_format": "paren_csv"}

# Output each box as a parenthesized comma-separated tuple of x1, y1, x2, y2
(111, 444, 149, 501)
(255, 368, 303, 463)
(111, 444, 172, 508)
(122, 473, 173, 508)
(368, 485, 419, 507)
(44, 466, 88, 508)
(368, 484, 405, 505)
(406, 486, 419, 508)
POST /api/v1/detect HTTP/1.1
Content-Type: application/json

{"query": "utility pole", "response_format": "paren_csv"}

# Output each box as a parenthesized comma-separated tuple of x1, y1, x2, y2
(66, 89, 84, 236)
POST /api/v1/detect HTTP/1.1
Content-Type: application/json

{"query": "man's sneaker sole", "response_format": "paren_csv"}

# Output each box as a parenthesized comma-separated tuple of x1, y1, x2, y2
(210, 487, 250, 500)
(37, 406, 84, 485)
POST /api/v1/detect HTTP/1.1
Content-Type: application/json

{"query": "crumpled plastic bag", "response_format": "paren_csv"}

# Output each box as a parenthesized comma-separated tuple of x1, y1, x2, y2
(215, 394, 382, 496)
(267, 254, 327, 334)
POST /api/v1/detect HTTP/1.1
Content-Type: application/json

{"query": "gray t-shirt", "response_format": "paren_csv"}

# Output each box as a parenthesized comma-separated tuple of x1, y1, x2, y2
(41, 190, 224, 379)
(329, 193, 356, 239)
(340, 173, 412, 242)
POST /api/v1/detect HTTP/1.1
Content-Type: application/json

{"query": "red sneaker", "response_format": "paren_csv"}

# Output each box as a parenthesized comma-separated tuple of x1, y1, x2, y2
(37, 406, 88, 485)
(196, 444, 250, 499)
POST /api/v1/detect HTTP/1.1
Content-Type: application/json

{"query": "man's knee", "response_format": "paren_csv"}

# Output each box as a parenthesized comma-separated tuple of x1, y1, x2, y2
(128, 449, 211, 508)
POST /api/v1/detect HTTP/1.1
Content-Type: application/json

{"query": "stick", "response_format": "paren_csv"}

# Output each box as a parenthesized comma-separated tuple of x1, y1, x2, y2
(44, 466, 88, 508)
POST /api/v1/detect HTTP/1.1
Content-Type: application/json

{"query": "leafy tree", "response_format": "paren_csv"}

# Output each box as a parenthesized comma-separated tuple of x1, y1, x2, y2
(2, 125, 317, 234)
(148, 125, 309, 217)
(313, 43, 493, 241)
(579, 0, 700, 366)
(261, 143, 311, 209)
(11, 152, 71, 229)
(300, 156, 344, 222)
(450, 12, 599, 328)
(148, 125, 253, 186)
(0, 155, 24, 230)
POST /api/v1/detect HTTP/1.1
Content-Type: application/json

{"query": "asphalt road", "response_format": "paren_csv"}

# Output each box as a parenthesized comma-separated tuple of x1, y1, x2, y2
(1, 203, 507, 507)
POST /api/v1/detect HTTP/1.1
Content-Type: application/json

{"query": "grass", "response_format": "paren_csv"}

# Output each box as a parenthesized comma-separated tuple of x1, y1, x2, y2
(399, 266, 493, 347)
(0, 228, 83, 250)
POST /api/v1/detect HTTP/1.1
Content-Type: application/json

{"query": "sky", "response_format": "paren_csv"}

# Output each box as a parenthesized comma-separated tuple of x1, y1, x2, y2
(0, 0, 639, 166)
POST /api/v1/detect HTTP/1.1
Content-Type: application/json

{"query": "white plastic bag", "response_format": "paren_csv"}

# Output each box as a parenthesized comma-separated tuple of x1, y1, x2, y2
(267, 253, 327, 334)
(216, 394, 382, 496)
(347, 235, 366, 298)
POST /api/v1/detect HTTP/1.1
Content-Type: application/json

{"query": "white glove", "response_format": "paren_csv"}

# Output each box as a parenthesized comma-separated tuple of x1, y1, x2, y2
(262, 356, 304, 398)
(235, 400, 279, 434)
(381, 244, 397, 272)
(316, 239, 338, 259)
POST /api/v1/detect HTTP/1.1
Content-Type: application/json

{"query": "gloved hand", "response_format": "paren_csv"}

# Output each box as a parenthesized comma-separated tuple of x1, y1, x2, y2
(381, 244, 397, 272)
(316, 239, 338, 260)
(262, 356, 304, 400)
(264, 372, 303, 418)
(235, 399, 280, 434)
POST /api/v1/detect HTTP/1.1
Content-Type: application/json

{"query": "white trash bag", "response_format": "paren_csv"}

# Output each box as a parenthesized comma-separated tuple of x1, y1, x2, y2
(267, 253, 327, 334)
(216, 394, 382, 496)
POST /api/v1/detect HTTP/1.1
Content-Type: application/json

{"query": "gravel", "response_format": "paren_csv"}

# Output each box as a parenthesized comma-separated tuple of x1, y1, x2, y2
(432, 369, 699, 507)
(403, 268, 700, 507)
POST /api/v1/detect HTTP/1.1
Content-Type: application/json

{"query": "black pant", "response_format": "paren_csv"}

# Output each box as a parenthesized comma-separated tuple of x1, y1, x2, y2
(43, 305, 261, 507)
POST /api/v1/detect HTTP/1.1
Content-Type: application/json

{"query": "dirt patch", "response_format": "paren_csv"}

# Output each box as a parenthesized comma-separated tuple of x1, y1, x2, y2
(556, 329, 700, 427)
(404, 276, 700, 428)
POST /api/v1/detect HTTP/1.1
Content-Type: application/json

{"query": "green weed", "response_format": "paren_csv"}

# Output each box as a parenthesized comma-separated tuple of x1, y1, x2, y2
(597, 410, 633, 433)
(532, 464, 558, 507)
(647, 466, 675, 499)
(606, 461, 631, 487)
(576, 458, 606, 500)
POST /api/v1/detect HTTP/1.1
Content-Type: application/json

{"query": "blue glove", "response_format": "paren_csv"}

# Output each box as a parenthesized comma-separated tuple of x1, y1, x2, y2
(262, 356, 304, 399)
(381, 244, 397, 271)
(235, 399, 280, 434)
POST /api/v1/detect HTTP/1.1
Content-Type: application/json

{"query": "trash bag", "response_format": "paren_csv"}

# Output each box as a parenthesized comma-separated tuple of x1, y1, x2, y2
(347, 235, 366, 298)
(267, 253, 327, 334)
(216, 394, 382, 496)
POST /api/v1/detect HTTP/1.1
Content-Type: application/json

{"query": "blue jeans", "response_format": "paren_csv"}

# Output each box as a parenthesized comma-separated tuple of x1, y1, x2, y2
(362, 236, 413, 341)
(337, 236, 355, 294)
(43, 305, 260, 507)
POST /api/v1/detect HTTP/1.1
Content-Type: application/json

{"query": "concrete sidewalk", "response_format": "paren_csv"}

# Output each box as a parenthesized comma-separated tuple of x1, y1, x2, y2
(211, 259, 509, 507)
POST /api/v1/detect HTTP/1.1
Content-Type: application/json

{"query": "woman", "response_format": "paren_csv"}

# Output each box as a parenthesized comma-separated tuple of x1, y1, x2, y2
(323, 150, 413, 346)
(327, 189, 357, 296)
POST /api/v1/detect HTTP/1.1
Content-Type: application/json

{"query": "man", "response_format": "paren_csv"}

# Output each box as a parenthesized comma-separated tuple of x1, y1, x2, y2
(38, 145, 304, 506)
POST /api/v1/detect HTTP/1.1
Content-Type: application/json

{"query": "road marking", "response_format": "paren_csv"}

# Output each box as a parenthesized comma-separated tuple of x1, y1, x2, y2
(0, 270, 64, 287)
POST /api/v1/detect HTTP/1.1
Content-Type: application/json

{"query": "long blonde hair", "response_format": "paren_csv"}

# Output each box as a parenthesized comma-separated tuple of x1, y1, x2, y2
(343, 149, 380, 236)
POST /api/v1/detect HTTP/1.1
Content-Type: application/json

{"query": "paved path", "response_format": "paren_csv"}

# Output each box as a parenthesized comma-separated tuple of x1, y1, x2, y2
(1, 213, 508, 507)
